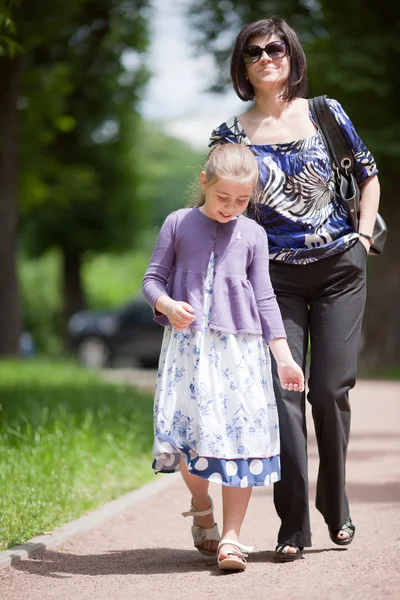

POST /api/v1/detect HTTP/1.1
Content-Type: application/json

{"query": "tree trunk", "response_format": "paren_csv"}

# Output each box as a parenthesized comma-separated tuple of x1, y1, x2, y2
(359, 186, 400, 372)
(62, 246, 86, 345)
(0, 57, 21, 356)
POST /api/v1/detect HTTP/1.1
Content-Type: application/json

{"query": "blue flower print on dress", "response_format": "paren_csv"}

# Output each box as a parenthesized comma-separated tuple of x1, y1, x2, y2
(208, 342, 220, 368)
(218, 335, 229, 349)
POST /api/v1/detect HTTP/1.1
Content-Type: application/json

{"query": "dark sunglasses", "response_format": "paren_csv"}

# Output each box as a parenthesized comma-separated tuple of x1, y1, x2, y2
(242, 40, 288, 64)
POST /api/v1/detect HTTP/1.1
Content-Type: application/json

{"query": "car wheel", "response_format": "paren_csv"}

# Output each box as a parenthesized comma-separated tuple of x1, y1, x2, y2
(77, 337, 111, 369)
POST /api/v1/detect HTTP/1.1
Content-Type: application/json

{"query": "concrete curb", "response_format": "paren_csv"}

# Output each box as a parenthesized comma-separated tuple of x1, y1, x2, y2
(0, 473, 178, 571)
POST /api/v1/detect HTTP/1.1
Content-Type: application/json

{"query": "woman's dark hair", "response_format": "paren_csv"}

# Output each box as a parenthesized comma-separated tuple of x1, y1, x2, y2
(231, 17, 307, 102)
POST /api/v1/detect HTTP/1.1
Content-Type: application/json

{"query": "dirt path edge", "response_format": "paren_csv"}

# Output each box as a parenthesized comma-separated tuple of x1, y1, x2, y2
(0, 473, 178, 570)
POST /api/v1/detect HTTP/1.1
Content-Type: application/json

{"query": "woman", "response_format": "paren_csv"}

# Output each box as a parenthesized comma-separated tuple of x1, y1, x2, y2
(209, 16, 380, 561)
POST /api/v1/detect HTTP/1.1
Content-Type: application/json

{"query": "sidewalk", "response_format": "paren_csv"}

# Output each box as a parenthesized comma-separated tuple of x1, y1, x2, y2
(0, 379, 399, 600)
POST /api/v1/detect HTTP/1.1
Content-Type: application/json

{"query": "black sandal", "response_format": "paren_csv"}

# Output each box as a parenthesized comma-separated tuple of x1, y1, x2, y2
(275, 543, 304, 562)
(328, 517, 355, 546)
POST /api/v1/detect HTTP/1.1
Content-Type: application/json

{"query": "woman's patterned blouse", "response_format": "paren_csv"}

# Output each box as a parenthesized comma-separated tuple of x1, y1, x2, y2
(209, 99, 378, 264)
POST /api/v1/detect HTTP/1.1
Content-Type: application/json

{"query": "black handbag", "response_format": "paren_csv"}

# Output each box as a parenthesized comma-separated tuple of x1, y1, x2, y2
(308, 95, 387, 255)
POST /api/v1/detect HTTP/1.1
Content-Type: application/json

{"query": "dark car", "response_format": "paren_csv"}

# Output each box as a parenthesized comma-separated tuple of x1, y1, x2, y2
(67, 296, 163, 368)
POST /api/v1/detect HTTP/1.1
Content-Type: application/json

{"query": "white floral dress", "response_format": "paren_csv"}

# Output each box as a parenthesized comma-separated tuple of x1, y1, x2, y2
(152, 253, 280, 487)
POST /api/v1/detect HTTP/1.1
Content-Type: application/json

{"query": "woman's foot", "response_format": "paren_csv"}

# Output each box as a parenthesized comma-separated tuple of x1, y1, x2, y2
(182, 496, 220, 555)
(275, 543, 304, 562)
(328, 518, 355, 546)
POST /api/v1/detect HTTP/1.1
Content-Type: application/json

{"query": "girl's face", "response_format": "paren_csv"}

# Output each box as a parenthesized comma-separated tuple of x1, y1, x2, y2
(245, 34, 290, 94)
(199, 173, 254, 223)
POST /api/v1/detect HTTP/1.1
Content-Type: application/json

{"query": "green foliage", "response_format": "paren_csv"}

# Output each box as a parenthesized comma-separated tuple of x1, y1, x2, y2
(12, 0, 151, 257)
(19, 249, 148, 353)
(83, 247, 152, 309)
(0, 0, 22, 56)
(19, 252, 63, 356)
(0, 360, 154, 550)
(135, 121, 206, 228)
(17, 123, 203, 354)
(17, 118, 202, 354)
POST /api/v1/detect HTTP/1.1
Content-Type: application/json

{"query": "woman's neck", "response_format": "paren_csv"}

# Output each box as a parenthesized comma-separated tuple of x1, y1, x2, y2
(250, 90, 289, 119)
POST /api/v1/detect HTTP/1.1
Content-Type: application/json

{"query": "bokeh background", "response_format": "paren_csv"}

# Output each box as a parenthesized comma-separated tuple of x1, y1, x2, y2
(1, 0, 399, 373)
(0, 0, 399, 553)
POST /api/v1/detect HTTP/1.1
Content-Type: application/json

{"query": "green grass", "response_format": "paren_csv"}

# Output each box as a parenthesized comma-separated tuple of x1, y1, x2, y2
(359, 366, 400, 380)
(0, 360, 155, 551)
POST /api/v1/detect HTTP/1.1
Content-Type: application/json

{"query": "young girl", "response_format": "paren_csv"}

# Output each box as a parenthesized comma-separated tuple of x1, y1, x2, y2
(142, 144, 304, 572)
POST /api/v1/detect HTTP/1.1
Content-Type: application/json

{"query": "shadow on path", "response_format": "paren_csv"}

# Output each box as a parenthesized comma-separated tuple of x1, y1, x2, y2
(10, 546, 348, 579)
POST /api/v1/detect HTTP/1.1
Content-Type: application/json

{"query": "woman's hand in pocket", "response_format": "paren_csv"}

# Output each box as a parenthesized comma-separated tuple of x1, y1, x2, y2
(359, 237, 370, 255)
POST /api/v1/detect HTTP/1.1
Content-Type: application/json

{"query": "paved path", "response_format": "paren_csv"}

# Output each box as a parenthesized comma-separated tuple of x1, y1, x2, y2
(0, 378, 399, 599)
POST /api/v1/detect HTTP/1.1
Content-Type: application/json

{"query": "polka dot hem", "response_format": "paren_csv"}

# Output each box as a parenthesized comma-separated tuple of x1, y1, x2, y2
(152, 436, 281, 488)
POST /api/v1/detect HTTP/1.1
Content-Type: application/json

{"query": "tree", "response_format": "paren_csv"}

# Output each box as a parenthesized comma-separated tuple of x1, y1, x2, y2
(21, 1, 150, 329)
(186, 0, 400, 370)
(0, 0, 22, 355)
(1, 0, 150, 346)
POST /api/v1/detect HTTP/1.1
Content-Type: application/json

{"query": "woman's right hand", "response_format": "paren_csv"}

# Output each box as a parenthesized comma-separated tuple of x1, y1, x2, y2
(167, 300, 196, 330)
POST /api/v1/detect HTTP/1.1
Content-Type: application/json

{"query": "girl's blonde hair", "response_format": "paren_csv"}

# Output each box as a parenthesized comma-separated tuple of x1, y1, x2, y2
(192, 144, 260, 207)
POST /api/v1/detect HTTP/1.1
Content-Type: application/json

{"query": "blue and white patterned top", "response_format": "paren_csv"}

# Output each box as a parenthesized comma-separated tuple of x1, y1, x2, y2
(209, 99, 378, 264)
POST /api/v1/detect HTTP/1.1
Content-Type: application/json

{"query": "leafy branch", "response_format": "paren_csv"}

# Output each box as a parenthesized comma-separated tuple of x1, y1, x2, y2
(0, 0, 22, 56)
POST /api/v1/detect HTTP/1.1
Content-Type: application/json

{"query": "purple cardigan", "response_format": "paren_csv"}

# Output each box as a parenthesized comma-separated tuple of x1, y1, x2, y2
(142, 207, 286, 342)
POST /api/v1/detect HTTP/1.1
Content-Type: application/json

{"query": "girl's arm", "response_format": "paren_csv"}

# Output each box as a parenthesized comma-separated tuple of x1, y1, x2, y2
(142, 212, 195, 329)
(268, 338, 305, 392)
(268, 337, 295, 365)
(142, 213, 177, 312)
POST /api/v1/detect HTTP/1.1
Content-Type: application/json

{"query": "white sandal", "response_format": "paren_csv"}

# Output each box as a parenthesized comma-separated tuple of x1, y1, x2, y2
(182, 500, 220, 556)
(217, 538, 254, 572)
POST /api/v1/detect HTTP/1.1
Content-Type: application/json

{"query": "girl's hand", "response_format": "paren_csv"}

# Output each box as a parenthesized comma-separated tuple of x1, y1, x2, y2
(277, 361, 305, 393)
(167, 300, 196, 330)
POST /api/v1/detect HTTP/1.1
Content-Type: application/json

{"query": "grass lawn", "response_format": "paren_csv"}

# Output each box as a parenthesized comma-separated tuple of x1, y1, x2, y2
(0, 360, 156, 551)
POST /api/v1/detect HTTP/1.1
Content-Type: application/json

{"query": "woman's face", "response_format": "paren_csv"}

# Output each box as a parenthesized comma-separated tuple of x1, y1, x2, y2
(245, 34, 290, 95)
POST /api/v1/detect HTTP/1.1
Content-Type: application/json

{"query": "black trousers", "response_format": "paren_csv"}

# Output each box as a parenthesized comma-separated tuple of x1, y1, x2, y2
(270, 240, 367, 548)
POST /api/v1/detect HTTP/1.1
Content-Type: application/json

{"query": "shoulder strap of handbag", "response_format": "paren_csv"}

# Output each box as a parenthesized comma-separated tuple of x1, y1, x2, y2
(308, 95, 355, 172)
